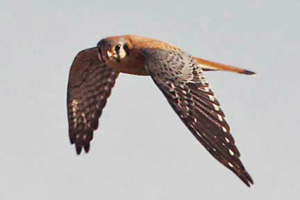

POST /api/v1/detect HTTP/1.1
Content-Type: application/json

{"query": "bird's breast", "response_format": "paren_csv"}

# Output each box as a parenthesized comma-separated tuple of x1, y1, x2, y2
(107, 50, 149, 76)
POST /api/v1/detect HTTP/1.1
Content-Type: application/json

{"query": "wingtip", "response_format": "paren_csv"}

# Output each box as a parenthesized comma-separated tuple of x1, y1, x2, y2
(74, 143, 91, 155)
(75, 144, 82, 155)
(240, 171, 254, 187)
(244, 179, 254, 187)
(84, 143, 90, 153)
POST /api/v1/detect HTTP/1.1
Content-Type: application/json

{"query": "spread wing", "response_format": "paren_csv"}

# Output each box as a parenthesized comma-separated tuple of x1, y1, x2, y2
(67, 47, 119, 154)
(143, 49, 253, 186)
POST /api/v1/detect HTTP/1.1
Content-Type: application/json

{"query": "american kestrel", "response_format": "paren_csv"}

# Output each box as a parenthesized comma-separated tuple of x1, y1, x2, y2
(67, 35, 255, 186)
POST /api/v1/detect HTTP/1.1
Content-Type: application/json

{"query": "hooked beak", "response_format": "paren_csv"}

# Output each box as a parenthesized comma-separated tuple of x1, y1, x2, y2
(106, 50, 120, 62)
(106, 50, 113, 58)
(97, 49, 117, 62)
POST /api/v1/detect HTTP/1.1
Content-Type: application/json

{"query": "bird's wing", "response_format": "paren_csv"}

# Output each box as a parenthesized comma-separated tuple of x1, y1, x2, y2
(142, 49, 253, 186)
(67, 47, 119, 154)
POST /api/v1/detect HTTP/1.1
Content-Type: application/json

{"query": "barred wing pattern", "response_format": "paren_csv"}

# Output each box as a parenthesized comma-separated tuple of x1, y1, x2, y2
(143, 49, 253, 186)
(67, 48, 119, 154)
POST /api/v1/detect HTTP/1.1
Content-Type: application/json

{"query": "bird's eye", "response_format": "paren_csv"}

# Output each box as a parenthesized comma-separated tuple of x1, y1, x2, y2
(114, 44, 121, 53)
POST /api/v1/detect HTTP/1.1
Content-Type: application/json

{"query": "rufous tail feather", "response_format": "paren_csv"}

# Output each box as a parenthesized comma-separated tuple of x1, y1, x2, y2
(195, 57, 256, 76)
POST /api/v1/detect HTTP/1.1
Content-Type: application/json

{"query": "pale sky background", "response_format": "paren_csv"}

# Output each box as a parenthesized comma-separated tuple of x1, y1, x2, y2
(1, 0, 299, 199)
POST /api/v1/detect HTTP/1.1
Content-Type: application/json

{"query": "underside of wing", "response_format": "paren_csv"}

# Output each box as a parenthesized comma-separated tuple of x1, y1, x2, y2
(67, 47, 119, 154)
(143, 49, 253, 186)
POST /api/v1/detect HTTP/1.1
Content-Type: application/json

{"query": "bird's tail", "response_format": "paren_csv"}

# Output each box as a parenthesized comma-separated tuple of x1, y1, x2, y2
(195, 57, 256, 76)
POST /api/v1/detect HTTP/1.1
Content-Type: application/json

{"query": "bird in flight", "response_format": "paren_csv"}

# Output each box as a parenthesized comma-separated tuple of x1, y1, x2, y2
(67, 35, 255, 187)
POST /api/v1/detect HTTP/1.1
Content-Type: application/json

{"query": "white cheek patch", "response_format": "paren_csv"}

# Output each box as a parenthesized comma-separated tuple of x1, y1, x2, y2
(118, 47, 127, 59)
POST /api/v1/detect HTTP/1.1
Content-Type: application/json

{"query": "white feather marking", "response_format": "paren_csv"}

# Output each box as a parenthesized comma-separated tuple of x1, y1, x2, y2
(204, 87, 210, 92)
(209, 95, 215, 101)
(217, 114, 223, 121)
(81, 113, 87, 123)
(195, 131, 202, 138)
(185, 106, 190, 111)
(213, 104, 220, 111)
(229, 149, 235, 156)
(71, 99, 79, 113)
(170, 83, 175, 90)
(222, 127, 228, 133)
(71, 99, 79, 127)
(225, 137, 230, 143)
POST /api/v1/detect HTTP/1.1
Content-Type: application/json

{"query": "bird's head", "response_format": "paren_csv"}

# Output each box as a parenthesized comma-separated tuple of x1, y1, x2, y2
(97, 36, 131, 63)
